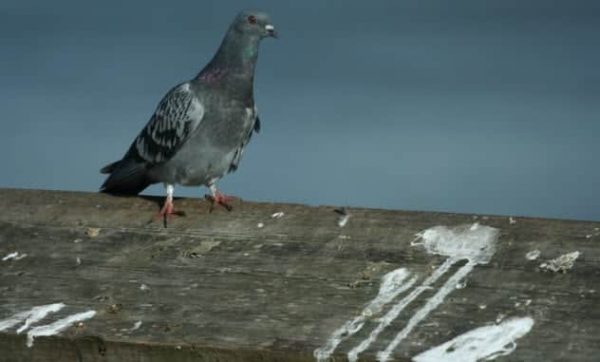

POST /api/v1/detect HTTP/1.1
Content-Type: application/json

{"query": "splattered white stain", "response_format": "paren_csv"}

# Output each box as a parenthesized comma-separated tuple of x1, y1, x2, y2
(315, 223, 503, 362)
(412, 316, 534, 362)
(140, 284, 150, 291)
(377, 224, 499, 361)
(314, 268, 417, 362)
(353, 223, 499, 362)
(2, 251, 27, 261)
(16, 303, 66, 334)
(348, 258, 455, 362)
(0, 303, 96, 347)
(417, 223, 497, 263)
(539, 251, 580, 273)
(26, 310, 96, 347)
(0, 303, 65, 333)
(335, 208, 350, 228)
(525, 249, 541, 261)
(271, 211, 285, 219)
(338, 214, 350, 228)
(130, 320, 142, 331)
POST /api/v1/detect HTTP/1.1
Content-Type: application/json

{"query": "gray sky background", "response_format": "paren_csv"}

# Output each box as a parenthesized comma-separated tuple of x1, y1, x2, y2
(1, 0, 599, 221)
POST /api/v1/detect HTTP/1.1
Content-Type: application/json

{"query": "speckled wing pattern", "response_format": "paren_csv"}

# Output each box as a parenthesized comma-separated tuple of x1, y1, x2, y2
(133, 83, 204, 164)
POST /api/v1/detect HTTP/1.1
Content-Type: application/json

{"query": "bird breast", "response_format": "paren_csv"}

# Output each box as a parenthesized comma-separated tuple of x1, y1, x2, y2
(163, 104, 256, 186)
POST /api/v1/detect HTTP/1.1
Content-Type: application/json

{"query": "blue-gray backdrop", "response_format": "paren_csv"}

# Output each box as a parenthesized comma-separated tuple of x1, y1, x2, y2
(1, 0, 599, 220)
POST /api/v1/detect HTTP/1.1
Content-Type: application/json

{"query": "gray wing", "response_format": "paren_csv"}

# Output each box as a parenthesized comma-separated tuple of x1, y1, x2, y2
(228, 109, 261, 173)
(131, 83, 204, 165)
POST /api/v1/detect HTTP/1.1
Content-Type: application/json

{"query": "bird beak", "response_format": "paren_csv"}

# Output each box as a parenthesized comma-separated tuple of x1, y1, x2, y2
(265, 24, 278, 38)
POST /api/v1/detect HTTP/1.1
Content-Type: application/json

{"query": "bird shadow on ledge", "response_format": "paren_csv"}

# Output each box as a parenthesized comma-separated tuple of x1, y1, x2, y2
(133, 194, 186, 228)
(135, 193, 235, 228)
(103, 193, 234, 227)
(98, 192, 171, 227)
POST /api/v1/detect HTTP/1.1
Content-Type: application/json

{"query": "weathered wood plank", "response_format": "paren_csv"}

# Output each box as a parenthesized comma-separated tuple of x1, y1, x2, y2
(0, 188, 598, 361)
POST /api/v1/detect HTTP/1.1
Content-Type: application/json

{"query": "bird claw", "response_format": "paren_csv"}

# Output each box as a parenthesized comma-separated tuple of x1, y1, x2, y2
(205, 192, 235, 212)
(155, 199, 185, 227)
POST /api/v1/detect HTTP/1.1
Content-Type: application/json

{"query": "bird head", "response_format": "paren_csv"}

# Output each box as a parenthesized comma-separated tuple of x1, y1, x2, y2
(233, 10, 278, 39)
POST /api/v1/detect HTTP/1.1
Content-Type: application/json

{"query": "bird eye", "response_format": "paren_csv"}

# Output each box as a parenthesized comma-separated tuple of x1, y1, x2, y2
(247, 15, 257, 24)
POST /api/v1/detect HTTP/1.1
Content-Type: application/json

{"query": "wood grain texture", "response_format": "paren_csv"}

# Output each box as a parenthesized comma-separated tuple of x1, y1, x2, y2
(0, 188, 598, 361)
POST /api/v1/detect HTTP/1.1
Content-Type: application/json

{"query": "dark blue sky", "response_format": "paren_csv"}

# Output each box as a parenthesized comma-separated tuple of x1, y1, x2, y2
(1, 0, 599, 220)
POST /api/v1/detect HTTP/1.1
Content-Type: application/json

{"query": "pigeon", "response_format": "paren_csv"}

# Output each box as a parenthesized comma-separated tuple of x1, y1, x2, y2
(100, 10, 277, 218)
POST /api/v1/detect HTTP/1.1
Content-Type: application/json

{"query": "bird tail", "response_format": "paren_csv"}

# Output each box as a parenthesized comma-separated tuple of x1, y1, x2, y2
(100, 161, 120, 174)
(100, 159, 152, 195)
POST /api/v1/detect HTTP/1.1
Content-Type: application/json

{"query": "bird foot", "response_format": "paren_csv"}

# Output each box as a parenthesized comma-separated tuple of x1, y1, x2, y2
(205, 191, 235, 212)
(155, 199, 185, 227)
